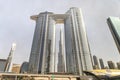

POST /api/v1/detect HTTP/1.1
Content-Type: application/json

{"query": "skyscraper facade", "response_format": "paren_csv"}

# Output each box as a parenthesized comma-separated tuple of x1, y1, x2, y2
(107, 17, 120, 53)
(0, 59, 6, 71)
(20, 62, 29, 73)
(117, 62, 120, 69)
(107, 61, 116, 69)
(93, 55, 100, 69)
(99, 58, 105, 69)
(4, 43, 16, 72)
(28, 7, 93, 75)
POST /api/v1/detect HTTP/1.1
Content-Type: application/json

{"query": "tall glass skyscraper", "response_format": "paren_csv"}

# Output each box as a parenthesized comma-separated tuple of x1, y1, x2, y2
(99, 58, 105, 69)
(57, 29, 66, 72)
(93, 55, 100, 69)
(107, 17, 120, 53)
(28, 7, 93, 75)
(4, 43, 16, 72)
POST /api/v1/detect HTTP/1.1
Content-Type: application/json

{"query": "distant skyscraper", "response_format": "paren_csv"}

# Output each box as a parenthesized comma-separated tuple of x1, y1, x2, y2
(107, 61, 116, 69)
(99, 58, 105, 69)
(4, 43, 16, 72)
(0, 59, 6, 72)
(57, 29, 66, 72)
(93, 55, 99, 69)
(117, 62, 120, 69)
(107, 17, 120, 53)
(20, 62, 29, 73)
(28, 7, 93, 75)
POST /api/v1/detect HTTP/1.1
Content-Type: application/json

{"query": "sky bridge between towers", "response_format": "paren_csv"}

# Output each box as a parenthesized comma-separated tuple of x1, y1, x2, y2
(30, 14, 69, 24)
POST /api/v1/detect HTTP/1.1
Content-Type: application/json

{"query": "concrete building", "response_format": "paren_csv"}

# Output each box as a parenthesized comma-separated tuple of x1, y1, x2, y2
(11, 64, 21, 73)
(107, 17, 120, 53)
(107, 61, 116, 69)
(99, 58, 105, 69)
(28, 7, 93, 75)
(57, 29, 66, 72)
(0, 59, 6, 72)
(93, 55, 100, 69)
(117, 62, 120, 69)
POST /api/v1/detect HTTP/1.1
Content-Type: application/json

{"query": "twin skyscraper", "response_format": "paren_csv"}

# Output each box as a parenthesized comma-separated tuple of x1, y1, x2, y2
(28, 7, 93, 75)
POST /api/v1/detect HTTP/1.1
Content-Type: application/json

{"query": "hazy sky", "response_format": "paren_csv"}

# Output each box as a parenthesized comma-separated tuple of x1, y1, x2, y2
(0, 0, 120, 66)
